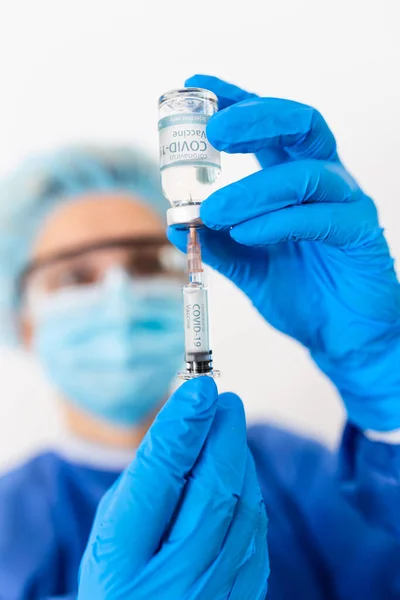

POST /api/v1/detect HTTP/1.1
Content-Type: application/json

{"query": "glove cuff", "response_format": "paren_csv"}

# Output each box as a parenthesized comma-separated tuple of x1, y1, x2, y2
(312, 333, 400, 431)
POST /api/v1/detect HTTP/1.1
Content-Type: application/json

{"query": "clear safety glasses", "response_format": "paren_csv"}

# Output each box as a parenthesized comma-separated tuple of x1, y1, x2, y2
(19, 236, 186, 303)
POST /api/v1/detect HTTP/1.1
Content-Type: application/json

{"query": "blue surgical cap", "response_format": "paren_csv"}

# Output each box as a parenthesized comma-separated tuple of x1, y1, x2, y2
(0, 145, 166, 345)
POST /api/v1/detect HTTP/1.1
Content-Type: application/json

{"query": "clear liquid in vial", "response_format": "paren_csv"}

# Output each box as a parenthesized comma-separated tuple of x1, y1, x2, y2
(161, 164, 221, 207)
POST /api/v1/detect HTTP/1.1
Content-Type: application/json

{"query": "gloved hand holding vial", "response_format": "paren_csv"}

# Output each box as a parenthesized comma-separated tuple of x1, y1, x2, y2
(158, 87, 221, 378)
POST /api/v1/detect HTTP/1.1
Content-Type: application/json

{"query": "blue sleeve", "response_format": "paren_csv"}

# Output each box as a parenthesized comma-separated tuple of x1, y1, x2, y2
(0, 454, 72, 600)
(339, 423, 400, 540)
(44, 597, 76, 600)
(248, 423, 400, 599)
(44, 596, 76, 599)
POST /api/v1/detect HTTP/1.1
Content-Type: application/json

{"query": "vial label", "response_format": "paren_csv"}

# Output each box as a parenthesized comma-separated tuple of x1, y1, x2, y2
(183, 286, 210, 353)
(159, 115, 220, 171)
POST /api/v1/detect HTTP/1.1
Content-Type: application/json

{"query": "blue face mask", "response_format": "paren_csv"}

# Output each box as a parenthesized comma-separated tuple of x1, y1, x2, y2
(32, 269, 183, 427)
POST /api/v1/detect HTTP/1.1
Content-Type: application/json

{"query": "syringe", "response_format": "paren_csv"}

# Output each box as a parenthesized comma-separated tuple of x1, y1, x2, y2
(179, 228, 220, 379)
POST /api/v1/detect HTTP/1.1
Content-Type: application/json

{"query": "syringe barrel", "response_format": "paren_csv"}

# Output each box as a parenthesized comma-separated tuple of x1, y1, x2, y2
(179, 270, 220, 380)
(183, 282, 210, 356)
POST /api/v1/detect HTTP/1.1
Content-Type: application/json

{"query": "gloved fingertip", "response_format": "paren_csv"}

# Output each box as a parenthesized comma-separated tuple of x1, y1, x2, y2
(218, 393, 247, 438)
(217, 391, 245, 414)
(177, 375, 218, 407)
(200, 192, 231, 230)
(200, 216, 226, 232)
(167, 226, 187, 252)
(229, 226, 244, 242)
(206, 113, 231, 150)
(199, 201, 214, 228)
(229, 224, 257, 246)
(185, 74, 229, 88)
(184, 73, 212, 87)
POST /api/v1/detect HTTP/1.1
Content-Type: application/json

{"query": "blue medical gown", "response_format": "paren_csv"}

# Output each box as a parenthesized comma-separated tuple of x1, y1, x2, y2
(0, 423, 400, 599)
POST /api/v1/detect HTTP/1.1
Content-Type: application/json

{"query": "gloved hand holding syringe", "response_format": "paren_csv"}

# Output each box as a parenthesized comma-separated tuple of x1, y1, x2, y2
(158, 87, 221, 379)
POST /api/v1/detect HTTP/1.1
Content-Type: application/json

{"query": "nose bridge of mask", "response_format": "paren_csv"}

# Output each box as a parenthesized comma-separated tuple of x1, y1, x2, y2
(100, 267, 183, 333)
(101, 266, 139, 317)
(101, 266, 181, 301)
(103, 265, 132, 292)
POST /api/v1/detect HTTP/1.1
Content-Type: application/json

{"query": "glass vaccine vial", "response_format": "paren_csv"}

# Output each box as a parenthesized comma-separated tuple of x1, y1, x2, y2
(158, 87, 221, 229)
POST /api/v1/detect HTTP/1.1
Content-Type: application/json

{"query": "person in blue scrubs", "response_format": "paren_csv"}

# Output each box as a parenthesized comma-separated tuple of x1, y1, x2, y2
(1, 75, 400, 599)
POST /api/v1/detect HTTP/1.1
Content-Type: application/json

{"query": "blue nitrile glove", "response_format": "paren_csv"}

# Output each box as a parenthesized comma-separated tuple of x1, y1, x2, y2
(169, 75, 400, 432)
(77, 377, 269, 600)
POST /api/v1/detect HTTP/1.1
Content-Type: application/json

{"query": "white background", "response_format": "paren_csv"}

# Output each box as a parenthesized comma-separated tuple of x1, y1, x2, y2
(0, 0, 399, 471)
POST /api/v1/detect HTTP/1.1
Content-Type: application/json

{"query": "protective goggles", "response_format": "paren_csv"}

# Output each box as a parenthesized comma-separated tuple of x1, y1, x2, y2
(19, 236, 186, 300)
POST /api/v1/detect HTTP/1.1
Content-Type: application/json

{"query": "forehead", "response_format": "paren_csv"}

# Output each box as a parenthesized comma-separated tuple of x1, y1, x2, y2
(32, 193, 165, 261)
